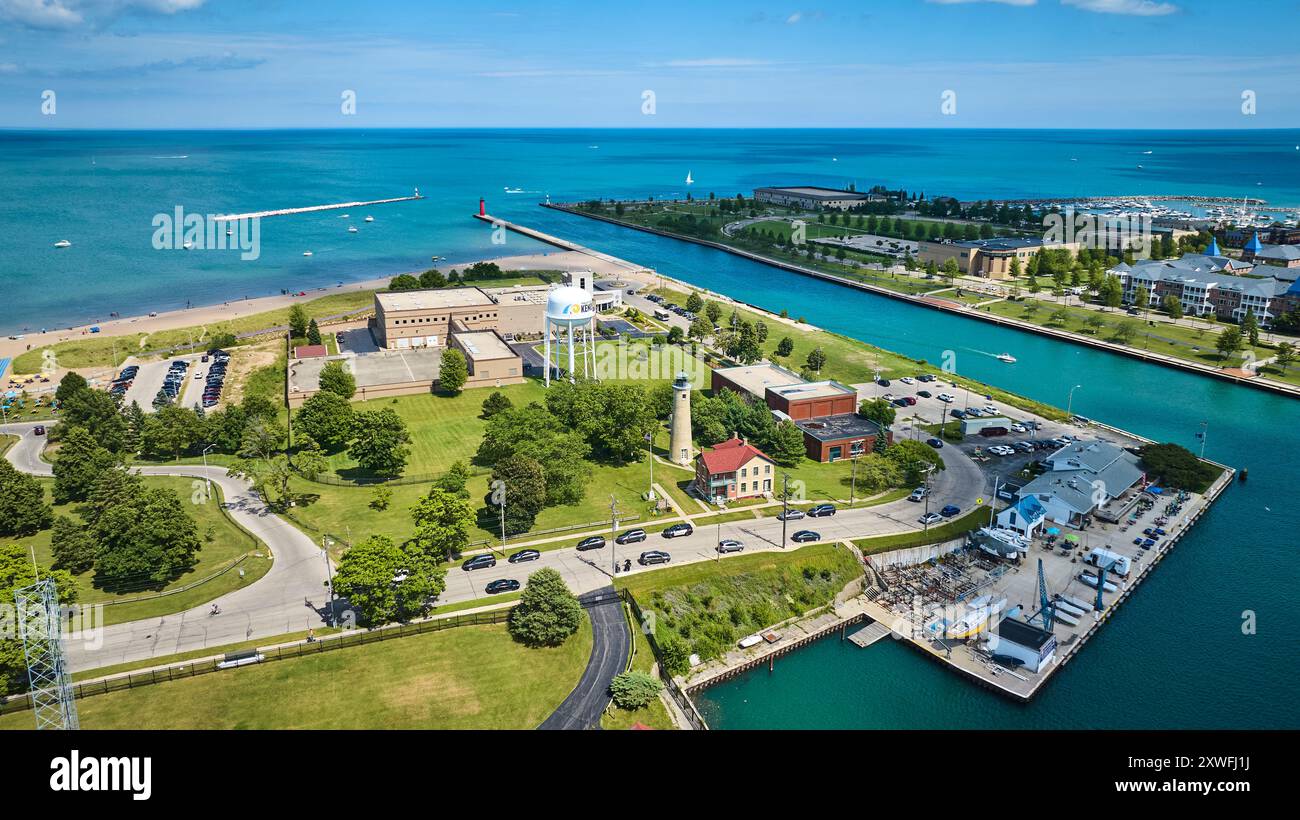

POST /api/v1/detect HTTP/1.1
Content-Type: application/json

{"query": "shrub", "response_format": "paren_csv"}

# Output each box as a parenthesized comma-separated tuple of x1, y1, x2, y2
(507, 568, 583, 647)
(608, 671, 663, 710)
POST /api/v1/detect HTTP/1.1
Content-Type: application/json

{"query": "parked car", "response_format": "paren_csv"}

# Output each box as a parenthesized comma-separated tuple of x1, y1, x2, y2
(508, 549, 541, 563)
(790, 530, 820, 543)
(576, 536, 606, 551)
(917, 374, 937, 382)
(926, 437, 944, 448)
(32, 425, 45, 436)
(898, 376, 915, 385)
(717, 539, 745, 554)
(615, 529, 647, 545)
(950, 409, 967, 419)
(979, 426, 1009, 438)
(919, 512, 943, 525)
(638, 550, 671, 566)
(877, 378, 891, 387)
(1010, 423, 1027, 433)
(662, 523, 694, 538)
(916, 390, 932, 398)
(485, 579, 521, 594)
(807, 504, 836, 518)
(940, 504, 961, 517)
(937, 393, 955, 403)
(775, 508, 805, 521)
(908, 487, 930, 502)
(462, 554, 497, 571)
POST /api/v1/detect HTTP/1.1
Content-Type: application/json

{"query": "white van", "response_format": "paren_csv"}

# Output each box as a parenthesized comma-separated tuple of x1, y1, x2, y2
(1085, 548, 1130, 577)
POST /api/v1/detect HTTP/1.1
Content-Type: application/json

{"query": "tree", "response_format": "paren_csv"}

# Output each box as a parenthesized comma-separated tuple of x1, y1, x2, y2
(731, 322, 763, 365)
(388, 273, 421, 291)
(703, 300, 723, 325)
(940, 258, 959, 284)
(55, 371, 89, 405)
(656, 634, 691, 677)
(52, 426, 118, 503)
(93, 481, 202, 589)
(609, 671, 664, 709)
(688, 314, 712, 340)
(1215, 325, 1243, 363)
(50, 515, 97, 574)
(666, 325, 684, 345)
(507, 568, 583, 647)
(294, 390, 354, 451)
(317, 360, 356, 400)
(1276, 341, 1296, 374)
(432, 460, 472, 497)
(439, 347, 468, 395)
(418, 268, 446, 289)
(490, 455, 547, 536)
(1133, 285, 1150, 313)
(1, 544, 76, 695)
(1241, 308, 1260, 347)
(1162, 293, 1184, 319)
(685, 292, 704, 313)
(59, 385, 126, 452)
(370, 485, 393, 511)
(755, 320, 769, 343)
(0, 459, 52, 536)
(292, 435, 329, 482)
(476, 404, 590, 505)
(775, 336, 795, 358)
(306, 318, 322, 346)
(858, 398, 897, 428)
(288, 304, 310, 338)
(481, 391, 513, 419)
(332, 535, 444, 626)
(409, 487, 476, 561)
(139, 405, 205, 460)
(806, 346, 827, 375)
(767, 419, 807, 467)
(1048, 307, 1070, 327)
(1084, 314, 1106, 335)
(1113, 319, 1139, 344)
(348, 408, 411, 476)
(1138, 442, 1219, 492)
(886, 439, 945, 485)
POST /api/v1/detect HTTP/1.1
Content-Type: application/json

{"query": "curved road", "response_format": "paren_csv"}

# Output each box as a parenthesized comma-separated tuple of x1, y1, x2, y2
(3, 420, 985, 673)
(537, 587, 630, 730)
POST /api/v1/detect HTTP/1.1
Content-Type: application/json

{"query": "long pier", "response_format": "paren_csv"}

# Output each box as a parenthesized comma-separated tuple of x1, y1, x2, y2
(213, 194, 423, 222)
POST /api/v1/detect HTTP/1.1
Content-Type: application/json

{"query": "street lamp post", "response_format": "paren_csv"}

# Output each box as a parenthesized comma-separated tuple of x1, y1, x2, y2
(1067, 384, 1083, 419)
(610, 495, 620, 575)
(201, 443, 216, 499)
(321, 538, 336, 626)
(849, 455, 858, 505)
(780, 473, 790, 549)
(921, 465, 935, 532)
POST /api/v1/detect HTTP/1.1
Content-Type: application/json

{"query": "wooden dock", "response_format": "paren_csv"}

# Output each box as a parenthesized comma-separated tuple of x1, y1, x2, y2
(846, 620, 891, 648)
(213, 194, 423, 222)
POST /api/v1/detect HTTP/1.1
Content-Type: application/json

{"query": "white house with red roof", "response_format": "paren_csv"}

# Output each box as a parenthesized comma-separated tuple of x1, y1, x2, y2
(692, 435, 777, 503)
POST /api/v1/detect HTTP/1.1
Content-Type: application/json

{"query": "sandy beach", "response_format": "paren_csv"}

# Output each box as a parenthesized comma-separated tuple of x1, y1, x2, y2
(0, 249, 636, 369)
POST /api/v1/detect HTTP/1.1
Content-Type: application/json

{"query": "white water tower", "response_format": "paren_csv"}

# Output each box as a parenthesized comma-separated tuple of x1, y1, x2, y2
(543, 285, 597, 386)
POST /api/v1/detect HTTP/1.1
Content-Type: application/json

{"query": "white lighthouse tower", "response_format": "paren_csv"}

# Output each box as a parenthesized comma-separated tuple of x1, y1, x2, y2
(543, 285, 596, 386)
(669, 371, 694, 465)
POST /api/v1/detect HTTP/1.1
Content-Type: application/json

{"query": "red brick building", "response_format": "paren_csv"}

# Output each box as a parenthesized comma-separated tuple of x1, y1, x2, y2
(692, 436, 777, 503)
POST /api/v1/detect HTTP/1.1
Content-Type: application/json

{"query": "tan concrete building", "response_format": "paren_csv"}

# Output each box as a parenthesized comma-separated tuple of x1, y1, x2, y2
(479, 284, 551, 338)
(449, 330, 525, 387)
(917, 237, 1082, 280)
(373, 288, 501, 350)
(753, 186, 878, 211)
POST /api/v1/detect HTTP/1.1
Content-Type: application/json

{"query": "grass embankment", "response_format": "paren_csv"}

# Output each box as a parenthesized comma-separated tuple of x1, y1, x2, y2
(7, 476, 271, 626)
(0, 620, 592, 730)
(615, 542, 861, 665)
(981, 298, 1288, 381)
(11, 290, 377, 375)
(852, 507, 990, 555)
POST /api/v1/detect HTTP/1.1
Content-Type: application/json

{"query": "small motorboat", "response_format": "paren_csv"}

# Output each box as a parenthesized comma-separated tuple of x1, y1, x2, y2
(53, 240, 72, 248)
(996, 353, 1016, 363)
(303, 251, 314, 257)
(347, 226, 358, 233)
(364, 215, 374, 222)
(183, 241, 194, 250)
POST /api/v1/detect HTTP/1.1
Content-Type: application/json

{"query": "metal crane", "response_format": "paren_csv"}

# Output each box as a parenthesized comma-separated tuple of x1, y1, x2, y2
(1037, 558, 1054, 631)
(1095, 559, 1119, 612)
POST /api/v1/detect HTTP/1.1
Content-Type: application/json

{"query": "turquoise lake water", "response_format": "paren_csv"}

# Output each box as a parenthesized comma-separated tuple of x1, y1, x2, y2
(4, 129, 1298, 727)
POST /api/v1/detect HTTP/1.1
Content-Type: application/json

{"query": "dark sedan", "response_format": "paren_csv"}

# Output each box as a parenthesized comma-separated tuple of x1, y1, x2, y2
(615, 529, 647, 545)
(638, 550, 671, 566)
(790, 530, 820, 543)
(926, 437, 945, 449)
(662, 523, 694, 538)
(807, 504, 836, 518)
(485, 579, 521, 595)
(508, 549, 541, 563)
(576, 536, 606, 551)
(461, 554, 497, 571)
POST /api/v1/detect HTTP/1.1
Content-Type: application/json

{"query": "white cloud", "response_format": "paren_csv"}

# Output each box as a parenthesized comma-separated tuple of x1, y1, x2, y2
(0, 0, 205, 30)
(1061, 0, 1179, 15)
(785, 12, 801, 24)
(662, 58, 773, 68)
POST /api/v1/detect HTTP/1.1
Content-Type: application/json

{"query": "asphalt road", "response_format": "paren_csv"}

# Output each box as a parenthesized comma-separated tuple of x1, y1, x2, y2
(4, 418, 984, 673)
(537, 587, 629, 730)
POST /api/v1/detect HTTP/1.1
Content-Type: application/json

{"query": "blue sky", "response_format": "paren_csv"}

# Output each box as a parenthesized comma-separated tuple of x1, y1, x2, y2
(1, 0, 1298, 128)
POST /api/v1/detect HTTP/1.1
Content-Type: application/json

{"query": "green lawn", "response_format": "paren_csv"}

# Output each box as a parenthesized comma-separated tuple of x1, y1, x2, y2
(616, 542, 861, 665)
(7, 476, 271, 625)
(0, 620, 592, 730)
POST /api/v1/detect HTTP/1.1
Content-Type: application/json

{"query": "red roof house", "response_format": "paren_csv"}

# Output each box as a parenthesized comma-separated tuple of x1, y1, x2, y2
(692, 436, 776, 503)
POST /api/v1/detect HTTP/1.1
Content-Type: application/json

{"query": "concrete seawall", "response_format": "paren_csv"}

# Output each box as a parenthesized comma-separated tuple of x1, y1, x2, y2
(541, 203, 1300, 402)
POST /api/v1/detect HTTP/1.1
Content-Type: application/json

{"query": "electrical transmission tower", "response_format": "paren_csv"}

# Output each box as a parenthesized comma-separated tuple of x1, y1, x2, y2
(14, 579, 80, 730)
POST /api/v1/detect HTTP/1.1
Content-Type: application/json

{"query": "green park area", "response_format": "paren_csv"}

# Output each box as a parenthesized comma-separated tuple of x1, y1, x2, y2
(4, 475, 270, 626)
(0, 620, 592, 730)
(616, 542, 862, 671)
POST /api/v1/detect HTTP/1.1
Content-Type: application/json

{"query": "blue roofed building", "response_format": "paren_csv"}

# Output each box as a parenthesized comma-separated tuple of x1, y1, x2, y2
(997, 494, 1047, 538)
